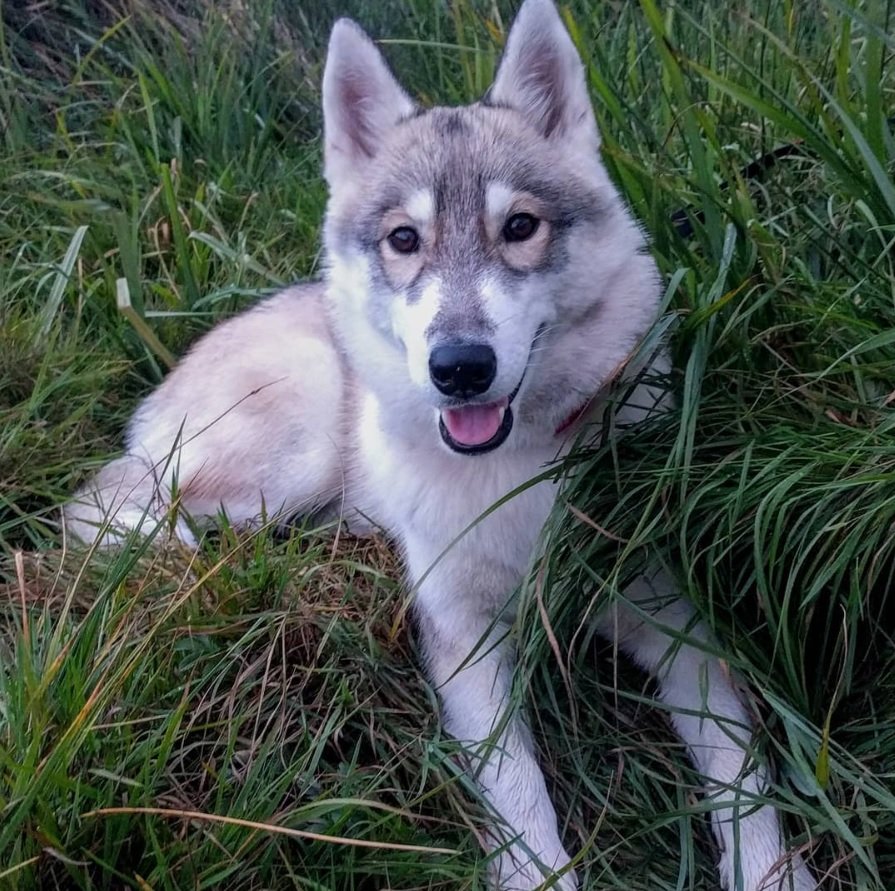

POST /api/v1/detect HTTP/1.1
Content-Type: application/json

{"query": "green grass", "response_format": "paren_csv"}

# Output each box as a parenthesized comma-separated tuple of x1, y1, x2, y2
(1, 0, 893, 888)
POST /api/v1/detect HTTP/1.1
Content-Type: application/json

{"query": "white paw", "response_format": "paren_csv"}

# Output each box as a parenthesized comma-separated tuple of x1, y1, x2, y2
(719, 849, 817, 891)
(488, 842, 577, 890)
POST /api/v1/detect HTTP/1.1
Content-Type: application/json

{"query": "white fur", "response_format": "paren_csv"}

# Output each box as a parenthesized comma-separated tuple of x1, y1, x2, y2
(486, 182, 515, 220)
(327, 248, 372, 317)
(63, 2, 818, 890)
(405, 187, 435, 224)
(480, 273, 553, 401)
(391, 276, 444, 391)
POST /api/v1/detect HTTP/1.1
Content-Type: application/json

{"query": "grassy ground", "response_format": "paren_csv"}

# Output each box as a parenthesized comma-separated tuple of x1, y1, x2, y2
(1, 0, 894, 888)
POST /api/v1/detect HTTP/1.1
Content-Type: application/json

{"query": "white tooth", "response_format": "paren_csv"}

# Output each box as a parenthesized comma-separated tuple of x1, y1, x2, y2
(497, 405, 506, 422)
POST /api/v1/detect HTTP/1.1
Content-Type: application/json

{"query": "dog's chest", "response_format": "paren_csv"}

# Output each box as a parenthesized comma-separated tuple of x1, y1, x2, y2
(355, 392, 558, 589)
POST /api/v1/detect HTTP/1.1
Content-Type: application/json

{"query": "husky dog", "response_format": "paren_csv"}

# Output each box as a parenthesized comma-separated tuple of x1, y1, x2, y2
(64, 1, 818, 888)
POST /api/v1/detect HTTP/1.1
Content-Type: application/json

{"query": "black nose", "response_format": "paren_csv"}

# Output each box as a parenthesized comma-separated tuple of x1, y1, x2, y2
(429, 343, 497, 397)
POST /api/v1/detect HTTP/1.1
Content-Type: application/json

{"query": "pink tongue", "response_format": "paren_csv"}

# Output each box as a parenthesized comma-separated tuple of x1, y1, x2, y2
(442, 400, 507, 446)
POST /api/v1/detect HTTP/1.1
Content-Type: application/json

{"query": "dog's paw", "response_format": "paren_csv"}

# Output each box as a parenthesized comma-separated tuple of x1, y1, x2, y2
(487, 843, 577, 890)
(719, 849, 817, 891)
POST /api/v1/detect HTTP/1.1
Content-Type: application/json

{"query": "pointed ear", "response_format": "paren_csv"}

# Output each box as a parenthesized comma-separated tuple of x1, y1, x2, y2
(488, 0, 599, 147)
(322, 19, 416, 186)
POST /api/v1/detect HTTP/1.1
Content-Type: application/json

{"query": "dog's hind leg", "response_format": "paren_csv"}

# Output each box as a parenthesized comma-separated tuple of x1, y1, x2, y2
(597, 572, 817, 891)
(63, 286, 351, 546)
(63, 453, 198, 547)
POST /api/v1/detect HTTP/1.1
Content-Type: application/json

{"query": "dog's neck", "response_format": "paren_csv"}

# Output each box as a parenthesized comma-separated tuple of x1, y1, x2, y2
(554, 399, 595, 437)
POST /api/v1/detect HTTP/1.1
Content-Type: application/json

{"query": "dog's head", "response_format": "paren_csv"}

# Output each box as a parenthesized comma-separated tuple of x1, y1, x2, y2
(322, 0, 661, 455)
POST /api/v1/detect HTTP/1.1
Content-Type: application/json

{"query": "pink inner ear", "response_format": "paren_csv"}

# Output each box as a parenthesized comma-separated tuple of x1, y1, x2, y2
(323, 19, 417, 177)
(486, 0, 599, 147)
(337, 71, 377, 159)
(515, 42, 567, 137)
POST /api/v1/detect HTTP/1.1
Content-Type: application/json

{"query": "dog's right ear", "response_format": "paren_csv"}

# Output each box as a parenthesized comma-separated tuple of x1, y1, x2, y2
(322, 19, 416, 186)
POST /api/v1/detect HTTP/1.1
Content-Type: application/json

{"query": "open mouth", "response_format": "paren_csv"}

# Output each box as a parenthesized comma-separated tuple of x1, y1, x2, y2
(438, 368, 528, 455)
(439, 397, 514, 455)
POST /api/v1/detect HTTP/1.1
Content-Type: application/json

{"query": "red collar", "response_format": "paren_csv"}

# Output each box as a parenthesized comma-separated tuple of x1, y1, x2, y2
(552, 352, 642, 438)
(554, 396, 597, 437)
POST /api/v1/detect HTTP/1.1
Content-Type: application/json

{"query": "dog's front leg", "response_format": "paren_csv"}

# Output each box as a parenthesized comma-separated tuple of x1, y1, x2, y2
(416, 597, 577, 891)
(598, 572, 817, 891)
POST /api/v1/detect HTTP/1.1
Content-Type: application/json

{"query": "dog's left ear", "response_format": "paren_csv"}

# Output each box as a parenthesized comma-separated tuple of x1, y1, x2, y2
(322, 19, 416, 186)
(488, 0, 599, 148)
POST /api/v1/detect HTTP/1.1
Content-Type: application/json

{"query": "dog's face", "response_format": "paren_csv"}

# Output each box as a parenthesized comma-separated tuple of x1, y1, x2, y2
(322, 0, 659, 454)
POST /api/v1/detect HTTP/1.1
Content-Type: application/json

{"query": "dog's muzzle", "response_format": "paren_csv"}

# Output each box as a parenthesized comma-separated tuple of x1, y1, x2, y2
(433, 326, 543, 456)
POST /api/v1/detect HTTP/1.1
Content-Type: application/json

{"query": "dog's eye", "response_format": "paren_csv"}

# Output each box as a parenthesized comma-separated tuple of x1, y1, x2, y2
(387, 226, 420, 254)
(503, 213, 539, 242)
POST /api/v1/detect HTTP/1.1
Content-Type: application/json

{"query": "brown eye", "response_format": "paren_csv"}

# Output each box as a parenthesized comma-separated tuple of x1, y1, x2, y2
(387, 226, 420, 254)
(503, 213, 539, 242)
